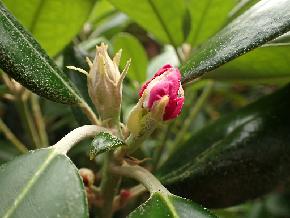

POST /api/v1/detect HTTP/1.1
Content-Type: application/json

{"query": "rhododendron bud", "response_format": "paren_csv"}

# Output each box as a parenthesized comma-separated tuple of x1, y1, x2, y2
(87, 43, 130, 126)
(139, 64, 184, 121)
(125, 65, 184, 153)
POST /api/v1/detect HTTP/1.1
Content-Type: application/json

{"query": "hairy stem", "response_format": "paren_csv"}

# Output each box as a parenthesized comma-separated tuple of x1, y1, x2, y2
(111, 164, 169, 194)
(52, 125, 108, 154)
(0, 118, 28, 153)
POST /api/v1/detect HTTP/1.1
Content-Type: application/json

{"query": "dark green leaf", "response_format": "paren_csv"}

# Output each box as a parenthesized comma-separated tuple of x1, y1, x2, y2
(3, 0, 96, 56)
(181, 0, 290, 84)
(63, 44, 93, 124)
(205, 44, 290, 82)
(108, 0, 186, 46)
(129, 192, 217, 218)
(157, 84, 290, 208)
(0, 2, 82, 104)
(186, 0, 236, 46)
(112, 32, 148, 83)
(89, 132, 124, 159)
(0, 148, 88, 217)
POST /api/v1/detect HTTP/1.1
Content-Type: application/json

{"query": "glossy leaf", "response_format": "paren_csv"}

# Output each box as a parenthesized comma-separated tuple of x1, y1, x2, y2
(157, 83, 290, 208)
(108, 0, 186, 46)
(3, 0, 96, 56)
(205, 44, 290, 82)
(181, 0, 290, 84)
(89, 132, 124, 159)
(0, 3, 82, 104)
(0, 148, 88, 217)
(186, 0, 236, 46)
(112, 33, 148, 83)
(63, 44, 93, 124)
(129, 192, 217, 218)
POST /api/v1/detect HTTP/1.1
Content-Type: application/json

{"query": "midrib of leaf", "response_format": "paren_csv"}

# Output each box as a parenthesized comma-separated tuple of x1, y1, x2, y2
(0, 8, 82, 104)
(147, 0, 177, 47)
(190, 0, 213, 46)
(29, 0, 45, 32)
(3, 149, 57, 218)
(159, 194, 179, 218)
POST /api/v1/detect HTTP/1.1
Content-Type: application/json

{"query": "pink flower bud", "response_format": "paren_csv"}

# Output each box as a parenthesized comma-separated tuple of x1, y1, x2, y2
(139, 64, 184, 120)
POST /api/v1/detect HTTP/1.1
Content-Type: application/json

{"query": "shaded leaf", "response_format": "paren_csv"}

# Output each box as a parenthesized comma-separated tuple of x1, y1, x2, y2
(205, 44, 290, 83)
(129, 192, 217, 218)
(89, 132, 124, 159)
(186, 0, 236, 46)
(0, 148, 88, 217)
(157, 83, 290, 208)
(181, 0, 290, 84)
(3, 0, 96, 56)
(112, 32, 148, 83)
(108, 0, 186, 46)
(0, 3, 82, 104)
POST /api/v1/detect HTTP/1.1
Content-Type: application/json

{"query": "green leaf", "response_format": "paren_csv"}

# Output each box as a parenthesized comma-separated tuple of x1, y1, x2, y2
(0, 148, 88, 217)
(112, 32, 148, 83)
(129, 192, 217, 218)
(157, 83, 290, 208)
(63, 44, 93, 125)
(205, 44, 290, 83)
(181, 0, 290, 84)
(0, 2, 82, 104)
(186, 0, 236, 46)
(108, 0, 186, 46)
(2, 0, 96, 56)
(89, 132, 124, 159)
(147, 45, 179, 78)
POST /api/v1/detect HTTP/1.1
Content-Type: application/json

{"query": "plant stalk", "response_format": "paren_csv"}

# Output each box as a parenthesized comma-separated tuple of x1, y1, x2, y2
(16, 99, 41, 149)
(31, 94, 49, 147)
(111, 164, 169, 194)
(0, 118, 28, 153)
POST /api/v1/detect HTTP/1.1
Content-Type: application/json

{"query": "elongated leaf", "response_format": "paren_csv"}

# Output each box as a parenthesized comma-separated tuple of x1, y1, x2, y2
(205, 45, 290, 82)
(108, 0, 186, 46)
(89, 132, 124, 159)
(181, 0, 290, 84)
(0, 2, 81, 104)
(63, 44, 92, 124)
(157, 83, 290, 208)
(186, 0, 236, 46)
(3, 0, 96, 56)
(129, 192, 216, 218)
(112, 33, 148, 83)
(0, 148, 88, 217)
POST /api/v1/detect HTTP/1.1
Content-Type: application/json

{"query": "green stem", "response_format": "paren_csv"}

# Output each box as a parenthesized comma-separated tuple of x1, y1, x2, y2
(31, 94, 49, 147)
(100, 152, 121, 218)
(0, 118, 28, 153)
(147, 0, 183, 63)
(16, 99, 40, 149)
(170, 81, 214, 153)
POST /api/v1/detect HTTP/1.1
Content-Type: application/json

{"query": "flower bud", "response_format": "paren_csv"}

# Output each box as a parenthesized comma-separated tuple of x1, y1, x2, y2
(139, 64, 184, 120)
(87, 43, 130, 126)
(125, 65, 184, 153)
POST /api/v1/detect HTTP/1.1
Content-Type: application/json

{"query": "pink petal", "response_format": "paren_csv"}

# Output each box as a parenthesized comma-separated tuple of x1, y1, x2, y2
(139, 64, 173, 97)
(164, 97, 184, 120)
